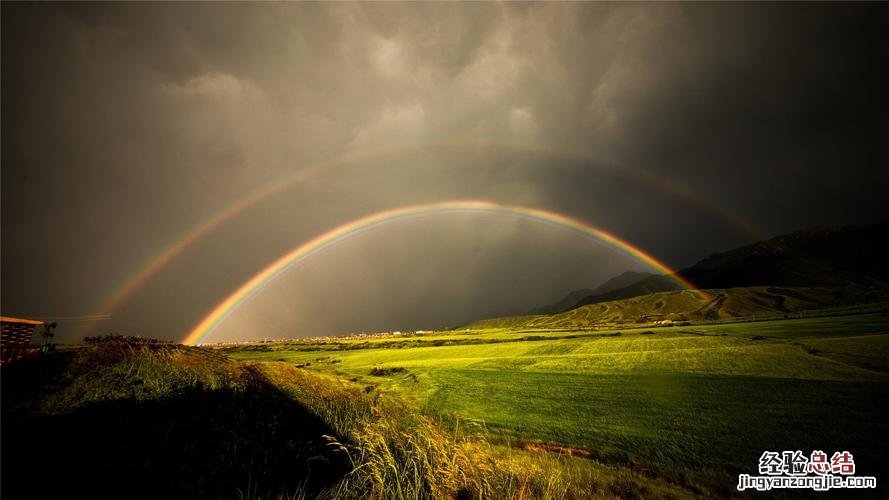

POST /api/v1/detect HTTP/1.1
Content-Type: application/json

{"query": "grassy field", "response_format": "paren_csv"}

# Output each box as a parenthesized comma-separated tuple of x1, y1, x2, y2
(2, 336, 693, 499)
(227, 312, 889, 495)
(5, 313, 886, 498)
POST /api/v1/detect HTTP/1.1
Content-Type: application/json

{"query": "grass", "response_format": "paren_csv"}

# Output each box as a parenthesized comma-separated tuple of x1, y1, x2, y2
(1, 339, 347, 499)
(6, 313, 887, 497)
(257, 362, 693, 499)
(2, 335, 691, 499)
(228, 312, 889, 496)
(424, 370, 889, 489)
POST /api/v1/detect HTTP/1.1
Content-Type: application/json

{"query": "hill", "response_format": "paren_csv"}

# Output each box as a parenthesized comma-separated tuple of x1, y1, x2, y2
(569, 221, 889, 310)
(529, 288, 595, 315)
(468, 285, 887, 330)
(681, 221, 889, 288)
(593, 270, 656, 295)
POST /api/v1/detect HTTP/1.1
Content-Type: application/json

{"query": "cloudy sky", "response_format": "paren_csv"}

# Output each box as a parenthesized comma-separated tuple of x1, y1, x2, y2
(3, 2, 887, 343)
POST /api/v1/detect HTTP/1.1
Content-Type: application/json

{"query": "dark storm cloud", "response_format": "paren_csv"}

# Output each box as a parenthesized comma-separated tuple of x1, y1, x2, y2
(603, 3, 889, 232)
(3, 2, 887, 342)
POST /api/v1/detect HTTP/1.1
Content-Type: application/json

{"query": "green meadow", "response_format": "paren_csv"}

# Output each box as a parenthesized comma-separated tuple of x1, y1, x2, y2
(5, 313, 887, 498)
(227, 313, 889, 495)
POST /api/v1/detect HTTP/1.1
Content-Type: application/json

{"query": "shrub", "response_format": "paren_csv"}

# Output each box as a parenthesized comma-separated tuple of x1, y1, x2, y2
(369, 366, 406, 376)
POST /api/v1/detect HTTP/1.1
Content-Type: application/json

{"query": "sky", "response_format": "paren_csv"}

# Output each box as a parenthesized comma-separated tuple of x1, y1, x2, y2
(3, 2, 888, 343)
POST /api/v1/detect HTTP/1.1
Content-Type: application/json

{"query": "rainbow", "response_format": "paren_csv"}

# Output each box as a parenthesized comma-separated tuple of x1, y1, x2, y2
(83, 139, 756, 339)
(183, 200, 698, 345)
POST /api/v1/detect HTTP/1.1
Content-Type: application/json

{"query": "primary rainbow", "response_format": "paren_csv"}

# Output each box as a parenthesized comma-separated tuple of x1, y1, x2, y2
(183, 200, 698, 345)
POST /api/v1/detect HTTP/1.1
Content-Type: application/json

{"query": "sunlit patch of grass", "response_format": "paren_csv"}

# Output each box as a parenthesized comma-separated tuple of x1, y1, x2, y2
(2, 339, 246, 416)
(258, 363, 693, 499)
(229, 313, 889, 496)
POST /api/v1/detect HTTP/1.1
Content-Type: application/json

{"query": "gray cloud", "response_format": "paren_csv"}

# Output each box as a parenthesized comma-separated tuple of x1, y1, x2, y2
(3, 2, 887, 342)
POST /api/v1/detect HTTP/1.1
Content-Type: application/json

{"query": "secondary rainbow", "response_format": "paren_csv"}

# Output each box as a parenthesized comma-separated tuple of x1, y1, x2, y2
(183, 200, 698, 345)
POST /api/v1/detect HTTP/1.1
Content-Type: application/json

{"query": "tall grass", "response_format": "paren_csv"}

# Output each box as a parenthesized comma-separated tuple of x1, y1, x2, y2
(6, 338, 689, 498)
(259, 363, 677, 499)
(36, 340, 244, 413)
(3, 340, 346, 499)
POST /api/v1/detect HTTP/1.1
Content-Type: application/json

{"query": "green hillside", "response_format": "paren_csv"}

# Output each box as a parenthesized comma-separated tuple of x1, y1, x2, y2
(468, 285, 887, 330)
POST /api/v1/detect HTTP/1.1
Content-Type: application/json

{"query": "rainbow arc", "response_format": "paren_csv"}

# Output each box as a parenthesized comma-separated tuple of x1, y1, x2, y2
(183, 200, 699, 345)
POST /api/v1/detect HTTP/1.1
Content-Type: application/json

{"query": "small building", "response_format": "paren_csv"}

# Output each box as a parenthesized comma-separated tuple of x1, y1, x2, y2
(1, 316, 44, 363)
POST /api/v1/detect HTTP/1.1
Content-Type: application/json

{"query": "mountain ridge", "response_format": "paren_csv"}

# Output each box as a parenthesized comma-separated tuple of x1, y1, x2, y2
(572, 221, 889, 310)
(477, 221, 889, 328)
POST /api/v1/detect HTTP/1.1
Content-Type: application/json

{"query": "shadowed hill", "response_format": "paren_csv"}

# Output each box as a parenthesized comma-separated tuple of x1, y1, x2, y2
(570, 221, 889, 310)
(593, 270, 656, 294)
(529, 271, 655, 315)
(681, 221, 889, 288)
(0, 339, 349, 499)
(529, 288, 595, 315)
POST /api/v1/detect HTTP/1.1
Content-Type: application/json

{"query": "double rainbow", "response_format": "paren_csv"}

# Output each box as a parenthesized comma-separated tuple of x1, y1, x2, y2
(81, 139, 759, 339)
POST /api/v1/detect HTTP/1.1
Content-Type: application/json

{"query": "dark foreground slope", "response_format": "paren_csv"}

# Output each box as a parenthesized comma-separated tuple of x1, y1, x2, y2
(0, 340, 348, 500)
